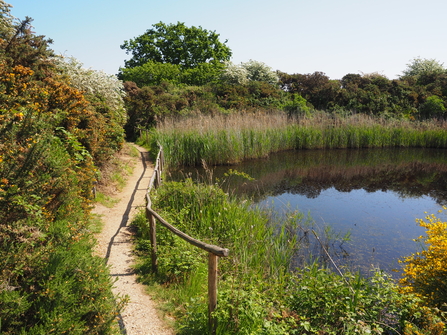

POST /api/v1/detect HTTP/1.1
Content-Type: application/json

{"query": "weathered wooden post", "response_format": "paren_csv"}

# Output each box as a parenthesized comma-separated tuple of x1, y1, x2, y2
(208, 253, 218, 334)
(146, 195, 158, 273)
(160, 148, 164, 172)
(156, 159, 161, 186)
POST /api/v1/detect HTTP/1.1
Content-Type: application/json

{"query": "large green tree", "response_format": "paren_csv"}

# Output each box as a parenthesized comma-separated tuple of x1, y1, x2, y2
(120, 21, 232, 69)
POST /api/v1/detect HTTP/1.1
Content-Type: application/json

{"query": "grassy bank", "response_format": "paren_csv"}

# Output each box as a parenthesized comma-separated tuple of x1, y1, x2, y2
(139, 112, 447, 167)
(132, 179, 446, 334)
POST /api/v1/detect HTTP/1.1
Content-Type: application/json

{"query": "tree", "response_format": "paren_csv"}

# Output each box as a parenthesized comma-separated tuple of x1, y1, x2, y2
(401, 57, 446, 78)
(0, 0, 14, 38)
(120, 21, 232, 69)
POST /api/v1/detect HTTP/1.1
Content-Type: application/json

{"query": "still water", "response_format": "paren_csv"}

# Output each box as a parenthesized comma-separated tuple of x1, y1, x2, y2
(168, 148, 447, 274)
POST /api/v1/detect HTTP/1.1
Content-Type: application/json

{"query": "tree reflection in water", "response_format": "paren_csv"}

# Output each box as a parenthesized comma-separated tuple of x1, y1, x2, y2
(168, 148, 447, 275)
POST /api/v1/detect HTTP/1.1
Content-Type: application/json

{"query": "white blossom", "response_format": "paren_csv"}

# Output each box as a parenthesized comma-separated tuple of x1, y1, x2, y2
(221, 60, 279, 86)
(53, 56, 126, 122)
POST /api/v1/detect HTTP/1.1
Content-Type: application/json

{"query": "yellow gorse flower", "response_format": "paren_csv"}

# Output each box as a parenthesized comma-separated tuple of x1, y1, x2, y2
(400, 206, 447, 309)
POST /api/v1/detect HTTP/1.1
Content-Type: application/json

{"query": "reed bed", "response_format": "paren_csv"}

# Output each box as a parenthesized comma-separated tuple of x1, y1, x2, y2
(145, 111, 447, 167)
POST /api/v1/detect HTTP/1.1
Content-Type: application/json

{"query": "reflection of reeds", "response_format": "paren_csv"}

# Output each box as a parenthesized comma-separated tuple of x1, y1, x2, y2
(149, 111, 447, 167)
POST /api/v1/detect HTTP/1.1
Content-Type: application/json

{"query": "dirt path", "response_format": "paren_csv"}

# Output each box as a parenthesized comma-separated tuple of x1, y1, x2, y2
(93, 144, 175, 335)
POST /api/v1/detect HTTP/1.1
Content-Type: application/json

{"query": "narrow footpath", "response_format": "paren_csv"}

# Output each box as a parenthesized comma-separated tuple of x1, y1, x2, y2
(93, 144, 175, 335)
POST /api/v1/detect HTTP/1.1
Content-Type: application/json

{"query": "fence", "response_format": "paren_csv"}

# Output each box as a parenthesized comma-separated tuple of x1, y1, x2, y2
(144, 146, 229, 333)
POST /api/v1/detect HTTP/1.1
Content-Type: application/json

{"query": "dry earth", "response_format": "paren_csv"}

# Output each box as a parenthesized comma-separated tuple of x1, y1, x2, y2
(93, 144, 175, 335)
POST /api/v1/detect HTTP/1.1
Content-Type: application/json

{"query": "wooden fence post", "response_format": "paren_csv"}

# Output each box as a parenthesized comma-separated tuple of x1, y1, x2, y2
(149, 212, 157, 273)
(160, 149, 164, 171)
(146, 197, 158, 273)
(156, 161, 161, 186)
(208, 253, 218, 334)
(154, 169, 159, 189)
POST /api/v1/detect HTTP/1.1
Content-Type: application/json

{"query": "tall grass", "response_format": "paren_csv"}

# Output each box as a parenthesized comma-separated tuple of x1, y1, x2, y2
(141, 111, 447, 167)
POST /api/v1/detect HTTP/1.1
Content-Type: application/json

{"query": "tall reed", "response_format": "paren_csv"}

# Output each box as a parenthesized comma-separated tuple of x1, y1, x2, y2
(145, 112, 447, 167)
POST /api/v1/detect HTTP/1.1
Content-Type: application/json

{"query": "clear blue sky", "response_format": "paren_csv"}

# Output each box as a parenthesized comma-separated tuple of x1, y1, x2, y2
(9, 0, 447, 80)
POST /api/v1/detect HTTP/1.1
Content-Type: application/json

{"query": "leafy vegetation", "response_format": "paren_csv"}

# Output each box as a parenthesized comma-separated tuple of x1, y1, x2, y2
(132, 178, 446, 334)
(119, 28, 447, 139)
(119, 21, 232, 86)
(2, 3, 447, 333)
(0, 6, 126, 334)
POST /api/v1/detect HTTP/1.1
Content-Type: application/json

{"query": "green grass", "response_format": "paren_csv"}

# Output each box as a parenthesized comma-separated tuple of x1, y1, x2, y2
(88, 213, 105, 234)
(95, 191, 120, 208)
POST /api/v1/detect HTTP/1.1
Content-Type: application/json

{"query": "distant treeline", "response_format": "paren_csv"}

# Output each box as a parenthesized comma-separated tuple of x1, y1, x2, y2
(122, 61, 447, 140)
(118, 22, 447, 140)
(278, 69, 446, 117)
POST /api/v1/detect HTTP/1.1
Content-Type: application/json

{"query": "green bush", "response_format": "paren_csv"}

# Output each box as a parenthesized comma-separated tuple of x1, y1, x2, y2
(418, 95, 446, 118)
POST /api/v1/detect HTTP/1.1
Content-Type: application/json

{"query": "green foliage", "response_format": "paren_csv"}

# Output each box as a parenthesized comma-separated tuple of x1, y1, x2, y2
(121, 21, 232, 69)
(281, 93, 311, 117)
(119, 21, 231, 86)
(419, 95, 446, 118)
(0, 111, 124, 334)
(181, 61, 225, 86)
(276, 68, 447, 118)
(288, 263, 445, 334)
(401, 57, 446, 78)
(132, 179, 299, 332)
(120, 60, 182, 87)
(121, 56, 447, 131)
(122, 81, 223, 139)
(0, 6, 126, 333)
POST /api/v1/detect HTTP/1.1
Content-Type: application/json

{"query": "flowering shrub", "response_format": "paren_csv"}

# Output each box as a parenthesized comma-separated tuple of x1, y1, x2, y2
(221, 60, 279, 86)
(54, 56, 126, 115)
(0, 7, 126, 334)
(400, 207, 447, 310)
(220, 61, 249, 85)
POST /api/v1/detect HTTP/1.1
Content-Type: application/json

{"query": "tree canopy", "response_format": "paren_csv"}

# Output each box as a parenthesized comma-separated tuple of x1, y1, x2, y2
(120, 21, 232, 69)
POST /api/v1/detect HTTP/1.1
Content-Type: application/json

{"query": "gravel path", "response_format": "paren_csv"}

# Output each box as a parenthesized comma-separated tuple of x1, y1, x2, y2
(93, 144, 175, 335)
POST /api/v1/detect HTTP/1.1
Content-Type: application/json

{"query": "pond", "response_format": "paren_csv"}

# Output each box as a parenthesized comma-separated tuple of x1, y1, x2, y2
(167, 148, 447, 275)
